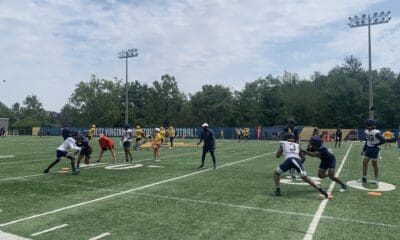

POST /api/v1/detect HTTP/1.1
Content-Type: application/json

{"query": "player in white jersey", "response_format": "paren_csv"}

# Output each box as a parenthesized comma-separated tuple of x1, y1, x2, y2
(272, 133, 330, 199)
(360, 119, 385, 183)
(43, 131, 81, 175)
(122, 124, 133, 162)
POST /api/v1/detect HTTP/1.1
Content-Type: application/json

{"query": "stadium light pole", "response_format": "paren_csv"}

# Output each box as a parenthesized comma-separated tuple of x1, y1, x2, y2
(118, 49, 138, 125)
(348, 11, 391, 120)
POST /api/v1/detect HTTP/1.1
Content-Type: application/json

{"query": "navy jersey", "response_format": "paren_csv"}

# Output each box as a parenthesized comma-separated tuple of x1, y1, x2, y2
(313, 145, 336, 169)
(62, 128, 70, 140)
(200, 129, 216, 150)
(77, 139, 92, 155)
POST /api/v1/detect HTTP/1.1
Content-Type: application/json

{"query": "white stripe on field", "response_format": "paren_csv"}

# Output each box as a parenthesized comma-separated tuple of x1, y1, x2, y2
(30, 224, 68, 236)
(0, 152, 273, 227)
(0, 230, 31, 240)
(89, 232, 111, 240)
(303, 143, 353, 240)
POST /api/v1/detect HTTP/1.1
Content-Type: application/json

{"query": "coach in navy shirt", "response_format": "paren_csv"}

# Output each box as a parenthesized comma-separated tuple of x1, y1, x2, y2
(197, 123, 216, 169)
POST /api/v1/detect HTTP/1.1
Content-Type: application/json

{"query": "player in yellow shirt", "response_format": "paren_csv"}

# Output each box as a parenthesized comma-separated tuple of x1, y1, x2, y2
(383, 129, 393, 149)
(87, 124, 96, 141)
(168, 126, 175, 149)
(160, 127, 166, 144)
(243, 128, 250, 143)
(236, 128, 242, 143)
(153, 128, 162, 161)
(135, 125, 144, 150)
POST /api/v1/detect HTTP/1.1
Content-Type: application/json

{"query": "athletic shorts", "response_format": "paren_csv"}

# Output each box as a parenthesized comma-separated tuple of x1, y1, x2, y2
(102, 145, 114, 151)
(136, 138, 141, 142)
(56, 150, 69, 160)
(319, 158, 336, 170)
(276, 157, 307, 177)
(364, 147, 380, 160)
(123, 141, 131, 148)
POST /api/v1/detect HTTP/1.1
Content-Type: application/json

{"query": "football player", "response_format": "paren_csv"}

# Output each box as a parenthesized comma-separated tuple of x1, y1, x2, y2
(135, 125, 143, 150)
(153, 128, 162, 161)
(76, 135, 92, 169)
(243, 128, 250, 143)
(96, 134, 116, 163)
(304, 136, 347, 192)
(43, 130, 81, 175)
(197, 123, 216, 169)
(122, 124, 133, 163)
(360, 119, 385, 183)
(168, 126, 175, 149)
(272, 133, 330, 199)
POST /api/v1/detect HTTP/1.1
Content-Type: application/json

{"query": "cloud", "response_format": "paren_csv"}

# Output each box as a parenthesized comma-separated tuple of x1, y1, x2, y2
(0, 0, 396, 111)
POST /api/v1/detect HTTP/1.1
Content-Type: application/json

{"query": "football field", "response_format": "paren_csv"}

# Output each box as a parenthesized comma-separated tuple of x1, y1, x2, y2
(0, 136, 399, 240)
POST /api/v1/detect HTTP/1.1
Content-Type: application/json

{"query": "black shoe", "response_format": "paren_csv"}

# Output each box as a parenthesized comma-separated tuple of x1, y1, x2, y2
(198, 165, 204, 169)
(95, 160, 100, 163)
(272, 190, 281, 196)
(72, 170, 80, 175)
(125, 159, 129, 163)
(213, 165, 216, 170)
(43, 169, 49, 173)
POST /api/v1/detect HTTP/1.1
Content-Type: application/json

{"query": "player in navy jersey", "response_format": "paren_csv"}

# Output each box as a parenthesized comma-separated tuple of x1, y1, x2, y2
(304, 136, 347, 192)
(76, 135, 92, 169)
(360, 119, 385, 183)
(272, 133, 330, 199)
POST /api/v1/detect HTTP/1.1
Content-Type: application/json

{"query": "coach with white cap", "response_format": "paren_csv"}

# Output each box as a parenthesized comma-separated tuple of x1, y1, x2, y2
(197, 123, 216, 169)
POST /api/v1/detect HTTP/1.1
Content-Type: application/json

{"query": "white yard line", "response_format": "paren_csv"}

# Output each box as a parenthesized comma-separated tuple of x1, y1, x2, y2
(30, 224, 68, 236)
(0, 230, 31, 240)
(303, 143, 353, 240)
(88, 232, 110, 240)
(0, 152, 273, 227)
(0, 174, 44, 182)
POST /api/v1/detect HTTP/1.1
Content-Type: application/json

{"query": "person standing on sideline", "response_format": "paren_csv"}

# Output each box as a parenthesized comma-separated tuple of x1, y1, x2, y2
(168, 126, 175, 149)
(243, 128, 250, 143)
(197, 123, 216, 169)
(153, 128, 162, 161)
(360, 119, 385, 183)
(257, 126, 261, 141)
(335, 128, 342, 148)
(87, 124, 96, 141)
(135, 125, 144, 150)
(272, 133, 330, 198)
(383, 129, 393, 149)
(122, 124, 133, 163)
(220, 129, 224, 141)
(43, 131, 81, 175)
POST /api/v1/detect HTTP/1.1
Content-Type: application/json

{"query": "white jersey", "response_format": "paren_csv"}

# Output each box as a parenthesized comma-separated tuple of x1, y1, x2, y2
(365, 129, 382, 147)
(57, 137, 81, 152)
(122, 129, 133, 142)
(280, 141, 300, 160)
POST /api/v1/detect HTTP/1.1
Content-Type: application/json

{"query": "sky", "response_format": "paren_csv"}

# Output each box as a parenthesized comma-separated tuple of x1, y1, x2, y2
(0, 0, 399, 112)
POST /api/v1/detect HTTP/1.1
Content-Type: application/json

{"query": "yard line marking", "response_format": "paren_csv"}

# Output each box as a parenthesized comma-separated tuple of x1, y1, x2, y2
(30, 224, 68, 236)
(0, 152, 273, 227)
(0, 143, 267, 182)
(0, 230, 31, 240)
(0, 174, 44, 182)
(0, 155, 15, 159)
(89, 232, 111, 240)
(303, 143, 353, 240)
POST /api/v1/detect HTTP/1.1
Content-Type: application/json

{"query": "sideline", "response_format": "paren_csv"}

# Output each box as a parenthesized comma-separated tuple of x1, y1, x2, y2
(302, 143, 353, 240)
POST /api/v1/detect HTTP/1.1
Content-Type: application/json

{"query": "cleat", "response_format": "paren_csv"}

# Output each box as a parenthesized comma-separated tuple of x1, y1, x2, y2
(319, 193, 333, 199)
(271, 190, 281, 196)
(95, 160, 100, 163)
(339, 184, 348, 192)
(372, 178, 379, 184)
(197, 165, 204, 169)
(43, 169, 49, 174)
(358, 177, 367, 183)
(72, 170, 80, 175)
(213, 165, 217, 170)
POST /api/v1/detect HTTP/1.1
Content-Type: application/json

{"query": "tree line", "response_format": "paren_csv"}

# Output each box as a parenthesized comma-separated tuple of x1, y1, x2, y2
(1, 56, 400, 130)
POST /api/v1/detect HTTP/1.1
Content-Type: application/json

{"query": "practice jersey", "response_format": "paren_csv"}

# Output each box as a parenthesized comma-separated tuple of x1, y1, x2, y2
(243, 128, 249, 137)
(57, 137, 81, 152)
(365, 129, 383, 147)
(122, 129, 133, 142)
(88, 127, 95, 138)
(280, 141, 300, 160)
(314, 146, 335, 162)
(383, 131, 393, 140)
(154, 132, 162, 144)
(135, 128, 143, 138)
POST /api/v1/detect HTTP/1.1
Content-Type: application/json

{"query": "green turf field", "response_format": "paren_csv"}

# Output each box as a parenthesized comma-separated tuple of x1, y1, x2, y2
(0, 136, 399, 240)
